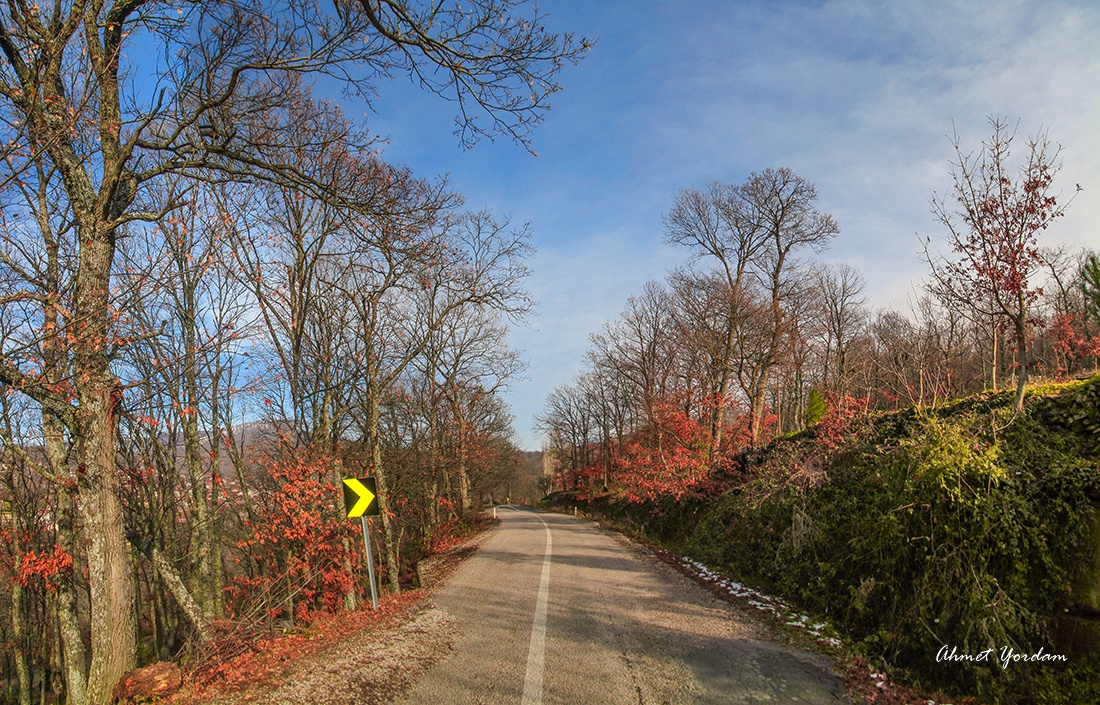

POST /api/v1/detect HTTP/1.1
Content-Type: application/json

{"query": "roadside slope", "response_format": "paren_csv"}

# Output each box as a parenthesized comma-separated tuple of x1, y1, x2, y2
(178, 531, 492, 705)
(548, 376, 1100, 704)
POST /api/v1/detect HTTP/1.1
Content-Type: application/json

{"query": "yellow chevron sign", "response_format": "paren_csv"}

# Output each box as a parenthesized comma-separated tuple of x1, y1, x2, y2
(343, 477, 379, 518)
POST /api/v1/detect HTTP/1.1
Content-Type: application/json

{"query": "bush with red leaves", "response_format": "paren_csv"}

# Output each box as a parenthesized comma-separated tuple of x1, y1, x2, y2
(227, 452, 364, 624)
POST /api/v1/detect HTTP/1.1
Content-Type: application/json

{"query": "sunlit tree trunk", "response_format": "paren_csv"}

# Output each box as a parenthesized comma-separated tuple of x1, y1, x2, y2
(36, 171, 89, 705)
(43, 418, 89, 705)
(367, 391, 401, 593)
(11, 581, 31, 705)
(73, 228, 137, 704)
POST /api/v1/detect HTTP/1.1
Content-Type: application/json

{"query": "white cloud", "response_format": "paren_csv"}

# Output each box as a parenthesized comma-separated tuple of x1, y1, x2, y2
(364, 0, 1100, 448)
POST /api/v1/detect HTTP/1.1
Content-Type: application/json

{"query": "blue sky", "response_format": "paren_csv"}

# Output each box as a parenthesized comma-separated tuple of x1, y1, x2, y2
(358, 0, 1100, 450)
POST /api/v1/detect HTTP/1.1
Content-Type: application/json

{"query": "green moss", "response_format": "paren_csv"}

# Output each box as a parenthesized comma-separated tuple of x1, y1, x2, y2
(564, 378, 1100, 703)
(805, 386, 828, 426)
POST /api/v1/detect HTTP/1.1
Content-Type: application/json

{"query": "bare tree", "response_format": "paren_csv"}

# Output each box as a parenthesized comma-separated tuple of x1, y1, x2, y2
(667, 267, 741, 455)
(665, 183, 765, 453)
(588, 282, 679, 432)
(578, 371, 634, 490)
(666, 170, 837, 445)
(814, 262, 867, 394)
(535, 382, 593, 481)
(771, 271, 820, 433)
(740, 168, 838, 442)
(421, 304, 524, 512)
(340, 209, 532, 591)
(0, 1, 585, 699)
(925, 117, 1072, 412)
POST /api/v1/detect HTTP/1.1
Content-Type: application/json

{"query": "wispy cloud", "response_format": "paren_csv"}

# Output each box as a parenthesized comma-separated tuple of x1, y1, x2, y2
(364, 0, 1100, 448)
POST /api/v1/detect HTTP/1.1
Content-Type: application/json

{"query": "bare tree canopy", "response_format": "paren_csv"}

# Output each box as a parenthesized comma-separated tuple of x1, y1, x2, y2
(664, 168, 838, 445)
(925, 116, 1073, 411)
(0, 2, 581, 703)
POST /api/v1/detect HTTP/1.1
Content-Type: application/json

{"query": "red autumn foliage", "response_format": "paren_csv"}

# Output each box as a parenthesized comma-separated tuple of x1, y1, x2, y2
(717, 403, 755, 455)
(226, 452, 364, 622)
(188, 590, 425, 697)
(112, 661, 183, 702)
(1042, 311, 1100, 376)
(1049, 312, 1078, 356)
(614, 399, 711, 503)
(424, 512, 496, 554)
(814, 393, 870, 451)
(547, 393, 769, 505)
(553, 394, 733, 505)
(16, 544, 74, 589)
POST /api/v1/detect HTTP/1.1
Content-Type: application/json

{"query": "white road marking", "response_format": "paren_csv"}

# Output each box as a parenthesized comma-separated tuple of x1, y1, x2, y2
(521, 512, 552, 705)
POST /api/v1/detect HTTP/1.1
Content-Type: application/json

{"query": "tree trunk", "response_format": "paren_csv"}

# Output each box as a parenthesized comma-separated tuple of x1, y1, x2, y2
(36, 171, 90, 705)
(74, 231, 136, 705)
(11, 573, 32, 705)
(332, 458, 358, 611)
(150, 547, 212, 641)
(367, 394, 401, 593)
(175, 258, 229, 621)
(428, 381, 442, 527)
(207, 461, 224, 619)
(748, 372, 770, 446)
(456, 408, 470, 513)
(712, 266, 750, 453)
(182, 389, 217, 620)
(43, 413, 89, 705)
(710, 318, 736, 460)
(1013, 297, 1029, 413)
(991, 321, 999, 390)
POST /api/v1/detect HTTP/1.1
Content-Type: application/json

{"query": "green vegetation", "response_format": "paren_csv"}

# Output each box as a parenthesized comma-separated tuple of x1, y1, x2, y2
(805, 386, 828, 426)
(547, 376, 1100, 704)
(1083, 253, 1100, 326)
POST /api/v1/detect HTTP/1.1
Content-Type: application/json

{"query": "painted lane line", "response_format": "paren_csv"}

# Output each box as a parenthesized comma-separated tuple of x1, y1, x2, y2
(521, 512, 552, 705)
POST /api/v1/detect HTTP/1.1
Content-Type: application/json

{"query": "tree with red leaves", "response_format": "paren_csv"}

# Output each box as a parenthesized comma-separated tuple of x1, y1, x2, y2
(925, 117, 1073, 412)
(615, 397, 712, 503)
(228, 452, 363, 624)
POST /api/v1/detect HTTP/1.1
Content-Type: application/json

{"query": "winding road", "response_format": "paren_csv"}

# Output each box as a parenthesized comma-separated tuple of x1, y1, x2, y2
(397, 507, 847, 704)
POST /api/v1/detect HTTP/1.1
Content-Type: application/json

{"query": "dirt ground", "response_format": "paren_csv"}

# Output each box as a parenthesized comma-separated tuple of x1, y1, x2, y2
(181, 537, 489, 705)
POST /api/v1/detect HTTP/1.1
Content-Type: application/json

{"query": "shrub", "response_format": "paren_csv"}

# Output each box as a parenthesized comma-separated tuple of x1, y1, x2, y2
(227, 452, 364, 623)
(565, 377, 1100, 703)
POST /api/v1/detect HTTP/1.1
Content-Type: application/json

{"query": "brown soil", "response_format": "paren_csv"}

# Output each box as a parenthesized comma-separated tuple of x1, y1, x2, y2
(175, 528, 493, 705)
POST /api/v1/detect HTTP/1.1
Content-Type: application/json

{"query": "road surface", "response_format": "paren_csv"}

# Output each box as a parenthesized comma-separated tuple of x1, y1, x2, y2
(397, 507, 847, 705)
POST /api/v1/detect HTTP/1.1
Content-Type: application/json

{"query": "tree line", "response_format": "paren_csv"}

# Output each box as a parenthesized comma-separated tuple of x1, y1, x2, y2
(539, 123, 1099, 501)
(0, 2, 587, 704)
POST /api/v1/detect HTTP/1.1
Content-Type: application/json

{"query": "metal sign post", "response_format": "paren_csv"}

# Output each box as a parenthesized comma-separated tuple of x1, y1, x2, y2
(343, 477, 381, 611)
(361, 516, 379, 611)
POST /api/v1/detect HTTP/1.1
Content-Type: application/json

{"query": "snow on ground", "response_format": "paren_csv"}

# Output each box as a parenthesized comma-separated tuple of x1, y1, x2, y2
(673, 556, 957, 705)
(677, 557, 844, 649)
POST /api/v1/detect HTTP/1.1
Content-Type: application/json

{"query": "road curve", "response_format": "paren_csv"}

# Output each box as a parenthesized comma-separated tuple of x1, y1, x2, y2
(397, 508, 847, 705)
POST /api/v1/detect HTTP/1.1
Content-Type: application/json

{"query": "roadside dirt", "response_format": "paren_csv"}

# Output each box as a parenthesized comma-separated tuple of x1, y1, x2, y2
(176, 532, 492, 705)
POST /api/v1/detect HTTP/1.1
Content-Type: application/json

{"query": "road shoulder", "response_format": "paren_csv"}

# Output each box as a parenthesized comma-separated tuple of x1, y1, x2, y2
(178, 526, 496, 705)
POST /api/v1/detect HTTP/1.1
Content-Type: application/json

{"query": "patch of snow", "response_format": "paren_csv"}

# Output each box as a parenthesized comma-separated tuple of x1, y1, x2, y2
(672, 554, 843, 651)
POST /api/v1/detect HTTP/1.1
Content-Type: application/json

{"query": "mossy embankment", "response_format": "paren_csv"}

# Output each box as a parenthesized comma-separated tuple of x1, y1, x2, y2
(544, 376, 1100, 704)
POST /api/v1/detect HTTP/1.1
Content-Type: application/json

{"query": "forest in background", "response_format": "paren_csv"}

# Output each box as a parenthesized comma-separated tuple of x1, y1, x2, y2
(538, 121, 1100, 503)
(0, 2, 585, 704)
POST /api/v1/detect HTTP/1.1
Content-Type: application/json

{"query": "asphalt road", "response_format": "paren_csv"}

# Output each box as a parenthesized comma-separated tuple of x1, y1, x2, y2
(397, 508, 848, 705)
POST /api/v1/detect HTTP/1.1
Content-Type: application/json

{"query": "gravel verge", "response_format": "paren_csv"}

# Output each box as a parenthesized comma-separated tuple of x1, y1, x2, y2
(183, 527, 494, 705)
